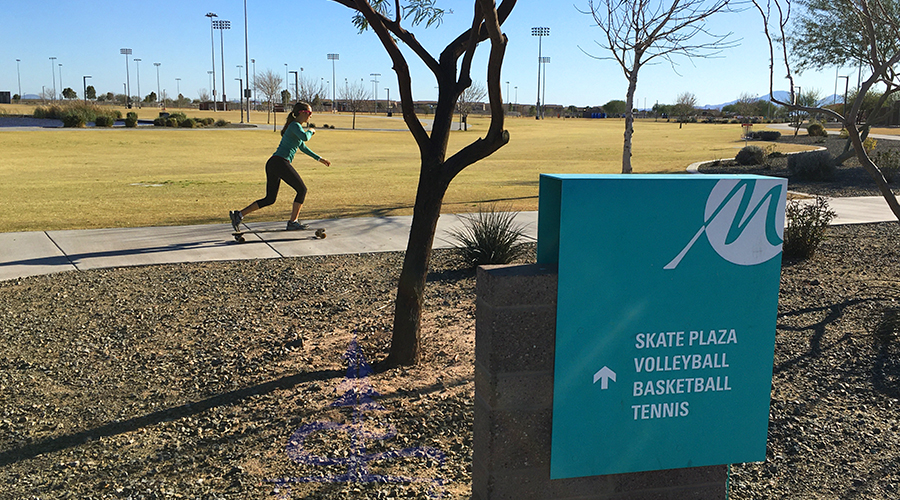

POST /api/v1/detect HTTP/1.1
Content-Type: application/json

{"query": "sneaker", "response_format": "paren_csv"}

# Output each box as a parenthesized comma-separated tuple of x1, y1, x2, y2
(229, 210, 243, 231)
(286, 220, 308, 231)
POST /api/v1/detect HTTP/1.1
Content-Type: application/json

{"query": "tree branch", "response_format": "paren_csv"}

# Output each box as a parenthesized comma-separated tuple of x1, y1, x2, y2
(444, 0, 510, 179)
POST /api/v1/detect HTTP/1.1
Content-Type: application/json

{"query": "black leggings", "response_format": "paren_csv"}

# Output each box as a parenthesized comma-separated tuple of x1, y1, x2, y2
(255, 155, 308, 208)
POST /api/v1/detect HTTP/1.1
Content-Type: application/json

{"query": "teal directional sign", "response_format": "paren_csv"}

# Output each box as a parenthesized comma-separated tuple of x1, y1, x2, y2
(539, 174, 786, 479)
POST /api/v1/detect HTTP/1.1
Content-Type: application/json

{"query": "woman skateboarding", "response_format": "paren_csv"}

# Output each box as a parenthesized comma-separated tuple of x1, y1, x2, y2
(230, 101, 331, 232)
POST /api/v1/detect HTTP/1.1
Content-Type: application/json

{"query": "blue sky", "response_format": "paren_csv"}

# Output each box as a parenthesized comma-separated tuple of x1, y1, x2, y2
(3, 0, 850, 108)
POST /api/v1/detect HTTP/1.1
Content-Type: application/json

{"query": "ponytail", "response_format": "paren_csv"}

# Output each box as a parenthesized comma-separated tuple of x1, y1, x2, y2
(281, 101, 312, 136)
(280, 114, 297, 137)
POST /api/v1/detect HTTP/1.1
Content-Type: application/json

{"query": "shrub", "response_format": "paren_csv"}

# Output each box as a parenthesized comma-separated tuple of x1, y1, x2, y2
(215, 119, 230, 127)
(94, 115, 115, 127)
(153, 116, 167, 126)
(807, 122, 828, 137)
(168, 112, 188, 122)
(751, 130, 781, 141)
(60, 109, 91, 128)
(735, 145, 766, 166)
(447, 206, 529, 268)
(872, 149, 900, 183)
(782, 196, 836, 260)
(788, 150, 836, 181)
(165, 117, 179, 127)
(864, 137, 877, 153)
(179, 118, 197, 128)
(202, 117, 215, 126)
(124, 112, 138, 128)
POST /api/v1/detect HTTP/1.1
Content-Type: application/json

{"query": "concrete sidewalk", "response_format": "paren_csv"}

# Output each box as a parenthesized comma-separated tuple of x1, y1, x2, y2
(0, 213, 539, 282)
(1, 198, 896, 282)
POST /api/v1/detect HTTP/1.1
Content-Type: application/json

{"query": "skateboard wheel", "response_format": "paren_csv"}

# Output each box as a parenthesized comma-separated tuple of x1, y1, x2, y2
(315, 229, 326, 239)
(236, 236, 245, 243)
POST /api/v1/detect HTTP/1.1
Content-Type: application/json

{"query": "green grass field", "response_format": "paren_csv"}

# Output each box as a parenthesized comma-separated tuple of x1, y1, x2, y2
(0, 104, 817, 232)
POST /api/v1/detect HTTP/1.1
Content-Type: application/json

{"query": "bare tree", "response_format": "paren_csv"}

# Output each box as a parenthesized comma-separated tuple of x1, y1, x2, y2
(299, 74, 329, 109)
(339, 79, 372, 129)
(457, 80, 487, 130)
(329, 0, 514, 367)
(198, 89, 211, 103)
(735, 92, 759, 118)
(673, 91, 698, 127)
(582, 0, 737, 173)
(254, 69, 284, 124)
(753, 0, 900, 222)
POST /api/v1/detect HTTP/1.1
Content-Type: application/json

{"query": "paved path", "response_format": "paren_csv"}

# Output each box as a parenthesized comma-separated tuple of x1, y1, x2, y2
(0, 213, 538, 282)
(2, 197, 896, 282)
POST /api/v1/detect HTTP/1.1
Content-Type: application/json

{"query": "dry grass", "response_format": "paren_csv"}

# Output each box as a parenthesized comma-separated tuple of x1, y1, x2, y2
(0, 106, 819, 232)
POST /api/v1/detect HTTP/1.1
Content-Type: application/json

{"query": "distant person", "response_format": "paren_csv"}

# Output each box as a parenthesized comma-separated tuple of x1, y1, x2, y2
(230, 101, 331, 231)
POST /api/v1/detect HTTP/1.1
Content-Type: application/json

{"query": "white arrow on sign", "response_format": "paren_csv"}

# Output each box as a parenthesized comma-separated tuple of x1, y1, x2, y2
(592, 366, 616, 390)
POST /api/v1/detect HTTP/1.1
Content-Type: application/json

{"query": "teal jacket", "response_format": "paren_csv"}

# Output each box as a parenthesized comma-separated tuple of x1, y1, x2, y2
(274, 121, 321, 163)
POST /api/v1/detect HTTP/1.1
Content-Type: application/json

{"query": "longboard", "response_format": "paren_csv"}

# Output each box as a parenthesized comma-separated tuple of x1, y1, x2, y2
(232, 227, 326, 243)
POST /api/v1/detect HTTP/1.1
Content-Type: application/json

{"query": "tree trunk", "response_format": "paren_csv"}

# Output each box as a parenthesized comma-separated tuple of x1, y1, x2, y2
(622, 74, 638, 174)
(382, 164, 448, 367)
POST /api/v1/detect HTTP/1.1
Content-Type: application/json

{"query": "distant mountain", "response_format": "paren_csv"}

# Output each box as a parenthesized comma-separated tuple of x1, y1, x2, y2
(22, 94, 40, 100)
(701, 91, 841, 110)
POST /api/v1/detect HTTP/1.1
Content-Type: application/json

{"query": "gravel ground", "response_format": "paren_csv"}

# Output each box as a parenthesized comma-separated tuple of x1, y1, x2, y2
(0, 248, 496, 499)
(0, 116, 64, 128)
(2, 132, 900, 498)
(700, 133, 900, 198)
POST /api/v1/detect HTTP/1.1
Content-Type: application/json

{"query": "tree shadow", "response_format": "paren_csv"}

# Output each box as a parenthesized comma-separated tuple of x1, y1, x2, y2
(0, 368, 343, 467)
(773, 296, 874, 374)
(871, 306, 900, 400)
(321, 195, 539, 220)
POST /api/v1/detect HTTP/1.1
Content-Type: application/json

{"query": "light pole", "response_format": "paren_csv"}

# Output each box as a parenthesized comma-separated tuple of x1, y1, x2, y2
(251, 58, 256, 111)
(838, 75, 849, 122)
(540, 57, 550, 118)
(385, 87, 390, 115)
(16, 59, 21, 101)
(531, 27, 549, 120)
(119, 49, 131, 108)
(83, 76, 91, 104)
(58, 63, 63, 100)
(133, 58, 141, 107)
(213, 19, 231, 110)
(243, 0, 251, 122)
(506, 80, 510, 113)
(49, 57, 57, 101)
(175, 78, 181, 101)
(327, 53, 339, 112)
(154, 63, 161, 107)
(237, 65, 244, 117)
(289, 70, 298, 102)
(236, 78, 244, 123)
(370, 73, 381, 113)
(205, 12, 218, 111)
